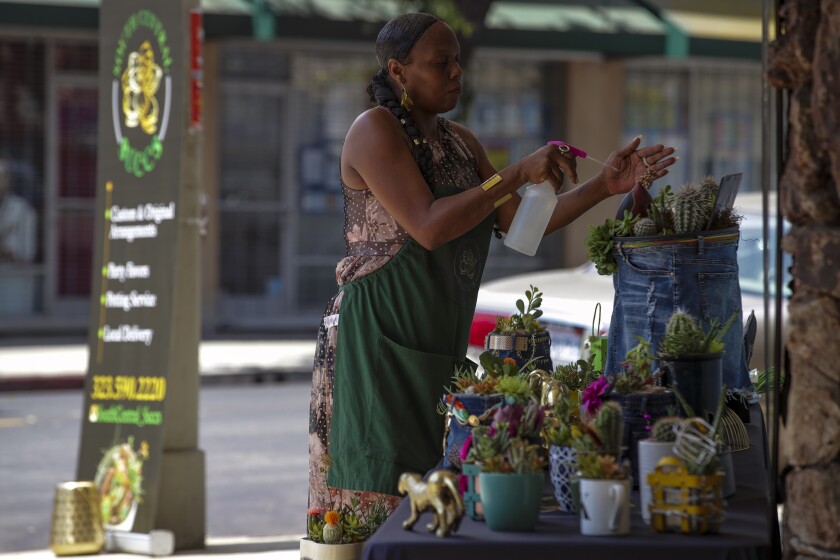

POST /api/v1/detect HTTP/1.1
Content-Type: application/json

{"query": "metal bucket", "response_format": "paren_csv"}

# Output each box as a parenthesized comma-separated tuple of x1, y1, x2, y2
(49, 481, 105, 556)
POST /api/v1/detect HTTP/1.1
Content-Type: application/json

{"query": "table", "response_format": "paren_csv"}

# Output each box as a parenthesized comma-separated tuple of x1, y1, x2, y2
(363, 404, 779, 560)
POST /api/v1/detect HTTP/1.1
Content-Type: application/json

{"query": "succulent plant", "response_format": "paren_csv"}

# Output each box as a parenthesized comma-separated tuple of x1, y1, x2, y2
(585, 210, 638, 275)
(493, 284, 545, 334)
(466, 399, 547, 474)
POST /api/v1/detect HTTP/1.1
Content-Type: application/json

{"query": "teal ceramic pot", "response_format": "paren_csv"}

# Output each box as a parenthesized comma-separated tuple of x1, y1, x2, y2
(478, 472, 543, 532)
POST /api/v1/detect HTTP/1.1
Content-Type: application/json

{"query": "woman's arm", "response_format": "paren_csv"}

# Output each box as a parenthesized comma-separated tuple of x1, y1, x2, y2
(445, 121, 579, 234)
(342, 109, 575, 250)
(543, 137, 677, 235)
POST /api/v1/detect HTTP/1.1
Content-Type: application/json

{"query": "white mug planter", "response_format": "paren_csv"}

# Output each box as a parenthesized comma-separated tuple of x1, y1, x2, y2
(579, 478, 631, 536)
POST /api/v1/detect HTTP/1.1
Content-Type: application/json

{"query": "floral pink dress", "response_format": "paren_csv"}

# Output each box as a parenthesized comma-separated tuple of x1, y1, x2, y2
(307, 117, 482, 526)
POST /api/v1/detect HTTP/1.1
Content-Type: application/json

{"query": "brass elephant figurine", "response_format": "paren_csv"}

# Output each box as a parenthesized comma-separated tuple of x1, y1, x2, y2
(397, 470, 464, 538)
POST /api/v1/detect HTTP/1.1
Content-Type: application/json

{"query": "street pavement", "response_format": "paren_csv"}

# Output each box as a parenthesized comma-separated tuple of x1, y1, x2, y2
(0, 338, 317, 391)
(0, 337, 317, 558)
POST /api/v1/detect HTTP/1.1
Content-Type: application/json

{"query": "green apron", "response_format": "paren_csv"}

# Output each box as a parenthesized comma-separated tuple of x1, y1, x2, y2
(328, 182, 495, 496)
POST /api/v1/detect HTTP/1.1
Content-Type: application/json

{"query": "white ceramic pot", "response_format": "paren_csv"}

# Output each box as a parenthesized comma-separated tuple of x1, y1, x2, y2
(299, 538, 364, 560)
(579, 478, 631, 536)
(637, 439, 675, 524)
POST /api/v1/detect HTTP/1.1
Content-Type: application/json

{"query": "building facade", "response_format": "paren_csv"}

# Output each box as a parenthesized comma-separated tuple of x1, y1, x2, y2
(0, 1, 765, 334)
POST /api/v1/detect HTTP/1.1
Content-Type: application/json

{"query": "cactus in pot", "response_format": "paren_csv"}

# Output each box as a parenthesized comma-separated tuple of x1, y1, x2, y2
(659, 310, 705, 357)
(594, 401, 624, 456)
(651, 416, 682, 443)
(322, 510, 343, 544)
(659, 309, 738, 358)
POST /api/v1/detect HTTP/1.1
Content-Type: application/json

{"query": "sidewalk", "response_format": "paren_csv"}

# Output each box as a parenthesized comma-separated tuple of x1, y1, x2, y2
(2, 536, 304, 560)
(0, 339, 317, 391)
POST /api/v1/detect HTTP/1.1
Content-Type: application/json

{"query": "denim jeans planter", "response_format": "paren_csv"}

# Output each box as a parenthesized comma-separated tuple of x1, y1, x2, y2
(605, 228, 751, 390)
(442, 393, 504, 469)
(485, 331, 553, 372)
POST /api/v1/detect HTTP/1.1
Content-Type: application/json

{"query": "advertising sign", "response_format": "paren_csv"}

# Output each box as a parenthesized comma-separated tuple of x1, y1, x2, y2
(77, 0, 194, 535)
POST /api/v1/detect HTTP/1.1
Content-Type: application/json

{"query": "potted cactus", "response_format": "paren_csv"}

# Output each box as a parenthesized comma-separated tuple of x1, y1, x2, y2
(571, 401, 631, 536)
(658, 309, 738, 422)
(302, 498, 391, 560)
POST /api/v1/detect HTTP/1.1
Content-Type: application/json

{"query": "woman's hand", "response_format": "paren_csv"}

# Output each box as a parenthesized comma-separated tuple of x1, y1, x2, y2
(511, 144, 578, 192)
(601, 136, 678, 195)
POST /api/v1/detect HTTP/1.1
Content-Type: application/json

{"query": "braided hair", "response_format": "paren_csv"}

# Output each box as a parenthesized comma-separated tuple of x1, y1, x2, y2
(366, 13, 440, 183)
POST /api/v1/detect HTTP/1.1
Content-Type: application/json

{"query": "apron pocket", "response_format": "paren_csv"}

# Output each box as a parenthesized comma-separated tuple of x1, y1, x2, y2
(366, 334, 454, 471)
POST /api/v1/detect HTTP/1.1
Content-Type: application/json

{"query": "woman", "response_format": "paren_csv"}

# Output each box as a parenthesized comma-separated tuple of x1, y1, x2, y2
(308, 12, 677, 524)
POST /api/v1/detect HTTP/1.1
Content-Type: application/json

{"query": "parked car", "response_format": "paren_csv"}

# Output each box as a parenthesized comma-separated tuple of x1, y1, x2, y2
(470, 192, 790, 374)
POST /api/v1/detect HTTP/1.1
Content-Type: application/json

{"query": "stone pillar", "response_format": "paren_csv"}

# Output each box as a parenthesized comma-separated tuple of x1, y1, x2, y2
(767, 1, 840, 558)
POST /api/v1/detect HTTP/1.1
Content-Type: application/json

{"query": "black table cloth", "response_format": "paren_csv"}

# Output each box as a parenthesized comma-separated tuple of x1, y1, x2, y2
(363, 403, 779, 560)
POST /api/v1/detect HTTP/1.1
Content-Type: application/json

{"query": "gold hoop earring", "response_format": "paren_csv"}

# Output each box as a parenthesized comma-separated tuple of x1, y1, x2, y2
(400, 87, 414, 112)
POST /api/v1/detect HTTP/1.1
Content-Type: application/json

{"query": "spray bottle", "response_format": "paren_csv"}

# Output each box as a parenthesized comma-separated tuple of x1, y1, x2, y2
(504, 141, 616, 256)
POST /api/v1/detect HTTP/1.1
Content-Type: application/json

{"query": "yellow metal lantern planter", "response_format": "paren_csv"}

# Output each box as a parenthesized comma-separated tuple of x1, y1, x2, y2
(647, 456, 724, 534)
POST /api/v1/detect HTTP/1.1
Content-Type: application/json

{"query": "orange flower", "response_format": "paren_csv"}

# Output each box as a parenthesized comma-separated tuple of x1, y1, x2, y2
(503, 357, 517, 366)
(324, 510, 340, 526)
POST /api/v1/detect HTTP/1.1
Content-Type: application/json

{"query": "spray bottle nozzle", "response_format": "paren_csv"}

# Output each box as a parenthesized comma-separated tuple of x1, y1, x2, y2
(547, 140, 619, 172)
(547, 140, 587, 159)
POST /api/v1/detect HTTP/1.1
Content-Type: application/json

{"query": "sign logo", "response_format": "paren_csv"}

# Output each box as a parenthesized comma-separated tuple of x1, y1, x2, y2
(112, 10, 172, 178)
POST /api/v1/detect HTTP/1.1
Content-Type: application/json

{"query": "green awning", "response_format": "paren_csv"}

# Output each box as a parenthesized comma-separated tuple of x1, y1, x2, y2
(0, 0, 762, 60)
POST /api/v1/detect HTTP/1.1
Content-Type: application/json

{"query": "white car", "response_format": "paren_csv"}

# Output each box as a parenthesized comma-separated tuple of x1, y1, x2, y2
(470, 192, 789, 374)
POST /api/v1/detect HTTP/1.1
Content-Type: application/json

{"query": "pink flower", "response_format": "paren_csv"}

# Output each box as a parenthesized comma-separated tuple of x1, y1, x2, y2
(581, 376, 611, 416)
(307, 506, 324, 517)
